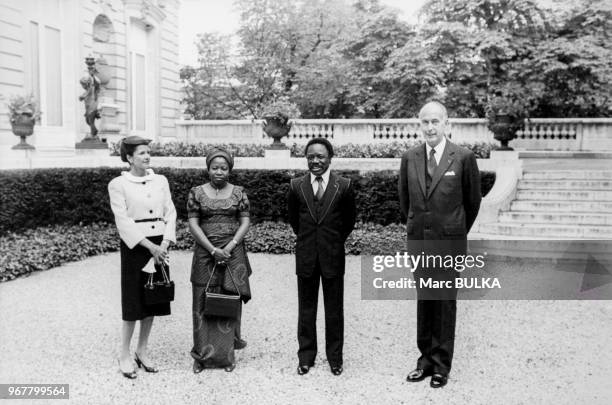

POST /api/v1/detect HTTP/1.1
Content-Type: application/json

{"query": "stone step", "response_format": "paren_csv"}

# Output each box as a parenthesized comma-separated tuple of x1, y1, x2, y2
(517, 179, 612, 190)
(516, 189, 612, 201)
(522, 170, 612, 180)
(466, 237, 612, 260)
(510, 200, 612, 213)
(499, 212, 612, 226)
(478, 223, 612, 238)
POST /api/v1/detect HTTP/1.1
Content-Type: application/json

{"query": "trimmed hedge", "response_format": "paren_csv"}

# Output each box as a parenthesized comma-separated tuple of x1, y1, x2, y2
(110, 141, 495, 159)
(0, 221, 407, 282)
(0, 168, 495, 234)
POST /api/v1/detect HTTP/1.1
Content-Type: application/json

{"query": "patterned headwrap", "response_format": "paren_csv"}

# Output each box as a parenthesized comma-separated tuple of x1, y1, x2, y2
(206, 148, 234, 170)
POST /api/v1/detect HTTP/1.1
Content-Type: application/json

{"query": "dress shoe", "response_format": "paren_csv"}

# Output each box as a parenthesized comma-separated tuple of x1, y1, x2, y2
(234, 338, 247, 350)
(193, 360, 204, 374)
(297, 364, 312, 375)
(330, 365, 343, 376)
(118, 359, 137, 380)
(406, 368, 432, 382)
(134, 353, 158, 373)
(430, 373, 448, 388)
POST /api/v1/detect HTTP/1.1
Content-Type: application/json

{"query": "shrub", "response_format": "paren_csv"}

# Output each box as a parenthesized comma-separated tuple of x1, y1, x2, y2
(0, 168, 495, 234)
(109, 141, 494, 159)
(0, 221, 409, 282)
(110, 142, 267, 157)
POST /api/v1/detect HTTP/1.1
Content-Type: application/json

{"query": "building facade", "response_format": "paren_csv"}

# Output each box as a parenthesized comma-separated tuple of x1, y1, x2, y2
(0, 0, 180, 154)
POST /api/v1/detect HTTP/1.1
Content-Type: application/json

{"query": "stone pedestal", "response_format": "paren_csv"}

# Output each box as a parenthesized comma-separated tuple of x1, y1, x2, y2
(97, 99, 121, 142)
(264, 147, 292, 169)
(75, 136, 108, 152)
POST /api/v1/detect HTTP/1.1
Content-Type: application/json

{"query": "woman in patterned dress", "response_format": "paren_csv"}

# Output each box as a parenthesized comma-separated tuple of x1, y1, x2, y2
(187, 148, 252, 373)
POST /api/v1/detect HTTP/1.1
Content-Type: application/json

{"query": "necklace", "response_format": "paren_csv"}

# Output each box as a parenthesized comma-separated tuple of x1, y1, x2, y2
(212, 182, 227, 196)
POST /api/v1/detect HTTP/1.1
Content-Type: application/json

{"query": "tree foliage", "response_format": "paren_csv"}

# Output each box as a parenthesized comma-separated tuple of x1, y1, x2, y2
(180, 0, 612, 119)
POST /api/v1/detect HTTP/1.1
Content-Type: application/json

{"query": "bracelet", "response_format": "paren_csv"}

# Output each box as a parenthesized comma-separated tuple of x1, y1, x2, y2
(232, 239, 239, 245)
(211, 248, 217, 255)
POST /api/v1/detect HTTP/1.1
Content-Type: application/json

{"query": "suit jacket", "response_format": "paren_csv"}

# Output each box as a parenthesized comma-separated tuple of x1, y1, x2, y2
(398, 140, 481, 243)
(288, 172, 357, 278)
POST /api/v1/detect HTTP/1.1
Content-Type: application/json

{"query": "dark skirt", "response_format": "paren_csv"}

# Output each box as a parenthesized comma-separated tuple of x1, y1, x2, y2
(120, 235, 171, 321)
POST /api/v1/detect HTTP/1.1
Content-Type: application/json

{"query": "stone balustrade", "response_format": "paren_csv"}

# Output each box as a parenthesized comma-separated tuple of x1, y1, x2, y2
(174, 118, 612, 151)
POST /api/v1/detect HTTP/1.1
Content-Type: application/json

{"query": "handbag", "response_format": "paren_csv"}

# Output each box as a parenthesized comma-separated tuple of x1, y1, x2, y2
(143, 260, 175, 305)
(203, 262, 241, 318)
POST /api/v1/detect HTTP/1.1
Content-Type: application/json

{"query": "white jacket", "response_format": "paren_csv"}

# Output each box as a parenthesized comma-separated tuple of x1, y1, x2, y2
(108, 169, 177, 249)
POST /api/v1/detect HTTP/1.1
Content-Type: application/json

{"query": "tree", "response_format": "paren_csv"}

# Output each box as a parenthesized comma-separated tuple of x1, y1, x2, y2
(234, 0, 360, 117)
(341, 7, 416, 117)
(180, 33, 252, 119)
(530, 0, 612, 117)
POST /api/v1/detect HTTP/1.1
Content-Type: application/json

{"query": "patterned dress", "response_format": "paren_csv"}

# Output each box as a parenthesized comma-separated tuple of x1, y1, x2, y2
(187, 184, 252, 368)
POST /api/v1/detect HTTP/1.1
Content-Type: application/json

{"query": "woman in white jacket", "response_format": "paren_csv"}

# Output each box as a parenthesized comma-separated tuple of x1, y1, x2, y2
(108, 136, 176, 379)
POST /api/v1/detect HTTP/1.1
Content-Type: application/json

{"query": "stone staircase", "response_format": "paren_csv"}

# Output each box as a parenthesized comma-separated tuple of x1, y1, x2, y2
(478, 168, 612, 239)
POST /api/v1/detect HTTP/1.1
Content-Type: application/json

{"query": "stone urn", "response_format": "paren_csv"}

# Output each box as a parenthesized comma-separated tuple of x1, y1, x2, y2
(262, 113, 292, 149)
(11, 113, 36, 150)
(488, 113, 517, 151)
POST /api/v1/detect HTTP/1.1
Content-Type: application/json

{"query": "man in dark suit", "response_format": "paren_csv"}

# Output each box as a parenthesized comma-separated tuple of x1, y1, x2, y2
(287, 138, 357, 376)
(398, 101, 481, 388)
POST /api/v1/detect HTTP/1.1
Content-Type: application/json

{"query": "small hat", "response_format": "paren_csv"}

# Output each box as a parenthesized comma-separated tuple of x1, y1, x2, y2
(122, 135, 152, 145)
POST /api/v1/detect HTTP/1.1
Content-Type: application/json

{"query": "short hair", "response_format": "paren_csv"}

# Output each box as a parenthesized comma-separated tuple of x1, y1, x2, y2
(419, 100, 448, 119)
(304, 138, 334, 158)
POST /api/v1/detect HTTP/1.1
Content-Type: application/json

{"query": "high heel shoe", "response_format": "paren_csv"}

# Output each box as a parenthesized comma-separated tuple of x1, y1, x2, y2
(134, 353, 159, 373)
(118, 359, 137, 379)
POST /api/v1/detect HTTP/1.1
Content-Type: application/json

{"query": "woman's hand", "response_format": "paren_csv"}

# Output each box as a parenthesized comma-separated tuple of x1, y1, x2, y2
(212, 246, 231, 263)
(148, 244, 167, 265)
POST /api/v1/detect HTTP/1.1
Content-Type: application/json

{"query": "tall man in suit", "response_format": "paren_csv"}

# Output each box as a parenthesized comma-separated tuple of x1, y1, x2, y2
(398, 101, 481, 388)
(288, 138, 357, 376)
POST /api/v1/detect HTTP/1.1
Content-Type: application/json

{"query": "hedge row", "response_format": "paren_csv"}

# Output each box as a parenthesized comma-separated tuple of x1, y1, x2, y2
(0, 221, 407, 282)
(110, 141, 494, 159)
(0, 168, 495, 234)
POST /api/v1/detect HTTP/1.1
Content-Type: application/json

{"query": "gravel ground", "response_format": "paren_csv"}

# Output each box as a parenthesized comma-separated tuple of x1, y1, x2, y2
(1, 252, 611, 404)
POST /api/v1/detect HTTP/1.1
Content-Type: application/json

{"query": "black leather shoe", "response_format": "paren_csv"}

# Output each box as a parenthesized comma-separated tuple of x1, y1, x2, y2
(297, 365, 312, 375)
(430, 373, 448, 388)
(234, 338, 247, 350)
(224, 363, 236, 372)
(193, 360, 204, 374)
(406, 368, 432, 382)
(134, 353, 158, 373)
(330, 365, 343, 376)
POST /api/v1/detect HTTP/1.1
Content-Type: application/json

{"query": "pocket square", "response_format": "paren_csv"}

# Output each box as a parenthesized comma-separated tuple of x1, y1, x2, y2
(444, 171, 456, 176)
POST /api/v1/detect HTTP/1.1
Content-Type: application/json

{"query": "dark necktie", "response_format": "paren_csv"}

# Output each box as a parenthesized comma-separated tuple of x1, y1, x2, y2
(427, 148, 437, 179)
(315, 176, 324, 201)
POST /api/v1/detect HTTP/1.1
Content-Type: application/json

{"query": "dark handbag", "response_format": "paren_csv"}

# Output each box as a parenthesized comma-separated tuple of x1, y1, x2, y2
(143, 261, 175, 305)
(203, 262, 241, 318)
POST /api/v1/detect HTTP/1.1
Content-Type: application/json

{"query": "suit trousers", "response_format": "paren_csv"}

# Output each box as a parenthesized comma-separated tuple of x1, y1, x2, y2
(416, 299, 457, 376)
(297, 259, 344, 367)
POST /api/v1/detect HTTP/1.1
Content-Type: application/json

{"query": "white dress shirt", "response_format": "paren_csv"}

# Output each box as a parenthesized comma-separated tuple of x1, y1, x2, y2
(426, 136, 447, 165)
(310, 169, 330, 195)
(108, 169, 177, 249)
